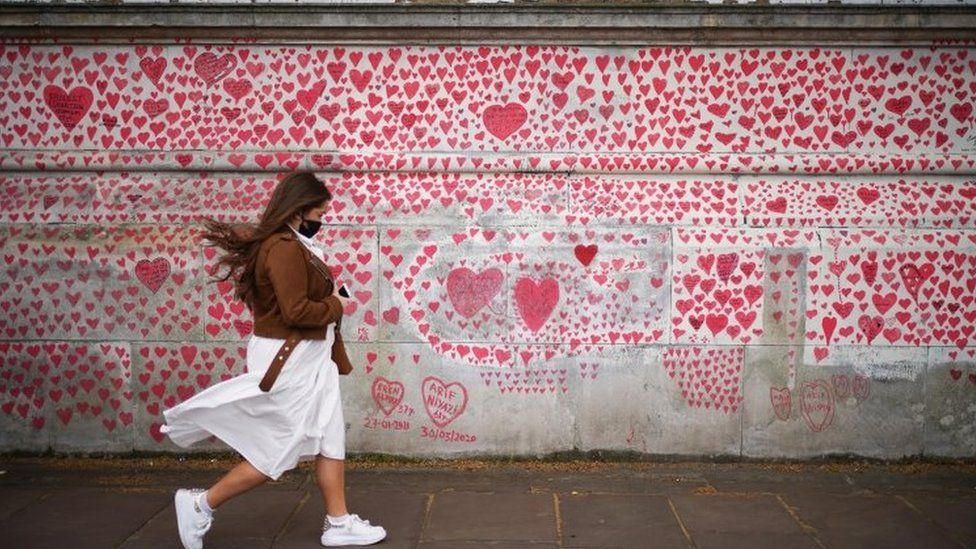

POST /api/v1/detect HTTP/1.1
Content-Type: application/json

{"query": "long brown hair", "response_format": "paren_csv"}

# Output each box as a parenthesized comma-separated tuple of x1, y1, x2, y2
(202, 171, 332, 309)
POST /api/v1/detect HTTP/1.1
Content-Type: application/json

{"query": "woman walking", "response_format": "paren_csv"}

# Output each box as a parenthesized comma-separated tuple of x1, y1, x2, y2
(160, 171, 386, 548)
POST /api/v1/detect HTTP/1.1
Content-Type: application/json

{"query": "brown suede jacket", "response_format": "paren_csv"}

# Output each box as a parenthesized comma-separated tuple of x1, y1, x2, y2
(252, 228, 345, 340)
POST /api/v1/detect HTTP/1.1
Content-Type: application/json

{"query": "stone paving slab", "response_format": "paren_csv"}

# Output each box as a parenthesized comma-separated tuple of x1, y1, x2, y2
(846, 469, 976, 495)
(424, 492, 557, 542)
(902, 494, 976, 546)
(783, 493, 965, 549)
(559, 494, 687, 548)
(670, 494, 807, 536)
(0, 487, 170, 549)
(0, 459, 974, 549)
(0, 487, 44, 521)
(697, 467, 858, 495)
(418, 541, 559, 549)
(691, 531, 820, 549)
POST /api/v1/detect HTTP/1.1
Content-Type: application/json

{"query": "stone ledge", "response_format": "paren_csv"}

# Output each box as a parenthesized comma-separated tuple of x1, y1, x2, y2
(1, 5, 975, 43)
(3, 151, 975, 175)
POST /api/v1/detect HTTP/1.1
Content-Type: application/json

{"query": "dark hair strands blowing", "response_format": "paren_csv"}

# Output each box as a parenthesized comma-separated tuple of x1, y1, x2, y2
(200, 171, 332, 309)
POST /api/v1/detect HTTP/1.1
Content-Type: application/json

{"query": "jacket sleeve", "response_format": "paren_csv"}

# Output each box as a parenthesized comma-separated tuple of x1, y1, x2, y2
(265, 239, 344, 328)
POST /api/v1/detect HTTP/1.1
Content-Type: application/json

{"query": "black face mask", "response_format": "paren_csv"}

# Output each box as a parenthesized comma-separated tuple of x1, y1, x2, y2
(298, 218, 322, 238)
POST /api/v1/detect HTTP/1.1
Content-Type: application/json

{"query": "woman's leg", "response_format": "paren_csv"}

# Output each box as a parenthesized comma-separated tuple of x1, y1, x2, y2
(205, 459, 270, 509)
(315, 455, 348, 516)
(316, 455, 386, 546)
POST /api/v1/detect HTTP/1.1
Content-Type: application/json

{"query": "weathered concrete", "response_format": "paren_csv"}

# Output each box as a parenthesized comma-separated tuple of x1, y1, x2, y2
(925, 347, 976, 457)
(0, 31, 975, 460)
(742, 345, 929, 459)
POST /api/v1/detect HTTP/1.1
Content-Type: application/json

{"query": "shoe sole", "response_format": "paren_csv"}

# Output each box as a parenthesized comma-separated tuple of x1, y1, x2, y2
(174, 490, 202, 549)
(321, 531, 386, 546)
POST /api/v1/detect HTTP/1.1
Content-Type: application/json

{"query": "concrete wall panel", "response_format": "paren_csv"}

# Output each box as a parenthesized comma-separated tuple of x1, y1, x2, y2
(0, 39, 974, 458)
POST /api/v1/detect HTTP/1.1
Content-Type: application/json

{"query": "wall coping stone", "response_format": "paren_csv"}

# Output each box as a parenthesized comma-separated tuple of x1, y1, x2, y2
(1, 4, 975, 44)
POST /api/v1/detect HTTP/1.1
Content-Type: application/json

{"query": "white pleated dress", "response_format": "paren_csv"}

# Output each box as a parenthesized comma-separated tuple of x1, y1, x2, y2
(161, 229, 346, 480)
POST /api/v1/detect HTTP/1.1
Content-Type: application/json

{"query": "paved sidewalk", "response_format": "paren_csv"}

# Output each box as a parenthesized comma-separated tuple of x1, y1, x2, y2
(0, 457, 974, 549)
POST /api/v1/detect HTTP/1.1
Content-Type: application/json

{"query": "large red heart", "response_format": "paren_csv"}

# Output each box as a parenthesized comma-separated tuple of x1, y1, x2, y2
(135, 258, 171, 293)
(950, 102, 973, 124)
(43, 85, 93, 131)
(139, 57, 167, 88)
(766, 197, 788, 213)
(884, 95, 912, 116)
(815, 195, 839, 211)
(858, 314, 883, 344)
(193, 52, 237, 84)
(705, 313, 728, 336)
(483, 103, 527, 140)
(296, 81, 326, 111)
(899, 263, 934, 299)
(856, 187, 880, 206)
(514, 276, 559, 332)
(872, 292, 896, 315)
(446, 267, 503, 318)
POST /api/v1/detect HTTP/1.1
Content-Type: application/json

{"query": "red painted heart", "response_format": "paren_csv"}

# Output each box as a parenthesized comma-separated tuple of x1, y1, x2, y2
(514, 276, 559, 332)
(769, 386, 791, 420)
(483, 103, 528, 140)
(574, 244, 598, 267)
(135, 258, 171, 293)
(43, 85, 93, 131)
(421, 376, 467, 428)
(858, 314, 884, 344)
(800, 379, 835, 433)
(446, 267, 503, 318)
(371, 376, 405, 417)
(899, 263, 934, 299)
(193, 52, 237, 85)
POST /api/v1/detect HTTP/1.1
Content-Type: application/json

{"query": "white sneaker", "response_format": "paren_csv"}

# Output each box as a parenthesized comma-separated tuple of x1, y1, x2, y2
(320, 514, 387, 546)
(175, 489, 213, 549)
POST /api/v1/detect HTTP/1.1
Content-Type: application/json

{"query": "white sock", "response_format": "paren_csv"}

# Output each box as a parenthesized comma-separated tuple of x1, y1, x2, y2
(195, 491, 214, 516)
(327, 514, 350, 526)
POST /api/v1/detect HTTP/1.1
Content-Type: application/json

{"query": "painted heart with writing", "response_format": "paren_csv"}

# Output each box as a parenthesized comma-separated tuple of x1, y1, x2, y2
(421, 376, 467, 428)
(371, 377, 405, 417)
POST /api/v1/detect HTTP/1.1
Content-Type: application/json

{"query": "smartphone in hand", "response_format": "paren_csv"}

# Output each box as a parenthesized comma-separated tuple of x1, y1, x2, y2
(338, 285, 350, 298)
